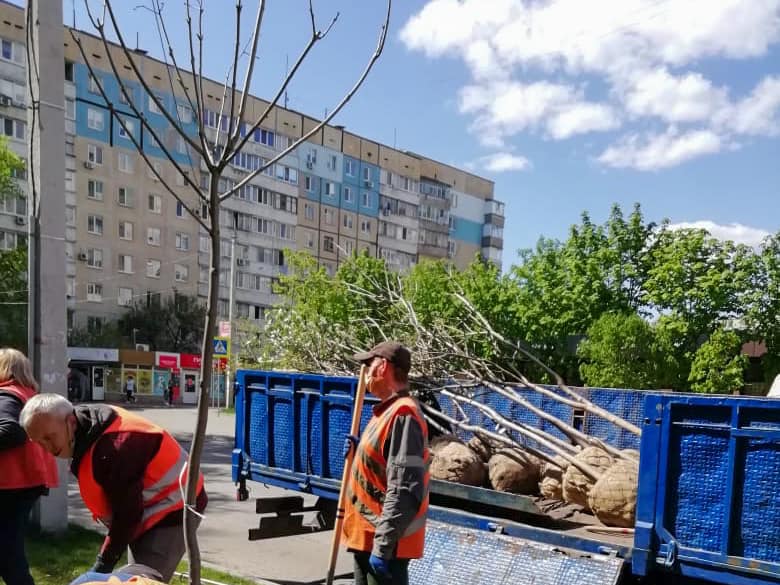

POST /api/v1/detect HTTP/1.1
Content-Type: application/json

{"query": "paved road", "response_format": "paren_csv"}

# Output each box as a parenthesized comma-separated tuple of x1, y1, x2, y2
(68, 406, 354, 585)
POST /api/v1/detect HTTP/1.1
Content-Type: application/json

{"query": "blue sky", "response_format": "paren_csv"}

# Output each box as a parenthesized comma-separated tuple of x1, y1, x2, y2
(47, 1, 780, 271)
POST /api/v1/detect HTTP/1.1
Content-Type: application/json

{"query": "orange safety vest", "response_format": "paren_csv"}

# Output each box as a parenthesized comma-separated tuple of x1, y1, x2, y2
(0, 382, 59, 491)
(342, 394, 430, 559)
(77, 407, 204, 538)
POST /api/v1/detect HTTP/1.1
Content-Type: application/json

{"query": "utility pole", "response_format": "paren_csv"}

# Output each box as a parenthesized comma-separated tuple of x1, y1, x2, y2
(225, 216, 237, 409)
(26, 0, 68, 532)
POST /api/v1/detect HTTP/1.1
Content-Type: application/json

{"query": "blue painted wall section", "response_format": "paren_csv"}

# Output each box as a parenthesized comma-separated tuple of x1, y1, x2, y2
(451, 216, 482, 246)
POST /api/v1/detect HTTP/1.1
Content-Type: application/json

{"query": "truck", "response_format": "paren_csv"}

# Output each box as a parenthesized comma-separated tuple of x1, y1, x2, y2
(231, 369, 780, 584)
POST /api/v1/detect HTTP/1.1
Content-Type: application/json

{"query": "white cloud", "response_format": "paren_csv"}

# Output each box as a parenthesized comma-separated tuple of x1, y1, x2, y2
(668, 221, 771, 247)
(401, 0, 780, 170)
(598, 128, 722, 170)
(475, 152, 532, 173)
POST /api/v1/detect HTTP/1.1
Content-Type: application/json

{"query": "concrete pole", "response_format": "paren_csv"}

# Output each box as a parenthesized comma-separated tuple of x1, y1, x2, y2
(26, 0, 68, 532)
(225, 232, 236, 409)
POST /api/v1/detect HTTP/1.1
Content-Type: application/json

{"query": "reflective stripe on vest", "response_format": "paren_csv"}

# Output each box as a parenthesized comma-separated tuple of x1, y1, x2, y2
(77, 407, 204, 537)
(342, 395, 429, 559)
(0, 383, 59, 490)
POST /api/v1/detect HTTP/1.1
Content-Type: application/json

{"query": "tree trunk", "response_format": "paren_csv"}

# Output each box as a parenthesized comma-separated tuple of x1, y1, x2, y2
(183, 175, 221, 585)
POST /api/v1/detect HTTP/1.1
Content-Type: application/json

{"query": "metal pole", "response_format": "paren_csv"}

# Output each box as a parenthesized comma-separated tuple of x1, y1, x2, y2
(225, 229, 236, 409)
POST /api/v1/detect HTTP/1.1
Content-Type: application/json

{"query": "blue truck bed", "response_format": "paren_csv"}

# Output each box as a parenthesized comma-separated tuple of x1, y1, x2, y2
(232, 369, 780, 584)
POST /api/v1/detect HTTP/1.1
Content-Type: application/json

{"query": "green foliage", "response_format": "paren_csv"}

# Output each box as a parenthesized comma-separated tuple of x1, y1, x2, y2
(745, 232, 780, 382)
(689, 328, 749, 393)
(116, 292, 206, 352)
(0, 246, 27, 351)
(578, 312, 664, 389)
(0, 135, 24, 201)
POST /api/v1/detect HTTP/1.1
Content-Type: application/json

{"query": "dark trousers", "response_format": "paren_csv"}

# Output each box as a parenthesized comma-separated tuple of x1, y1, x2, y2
(0, 492, 38, 585)
(353, 552, 409, 585)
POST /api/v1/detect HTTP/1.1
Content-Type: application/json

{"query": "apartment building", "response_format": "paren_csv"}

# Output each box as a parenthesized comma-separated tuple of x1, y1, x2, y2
(0, 0, 504, 337)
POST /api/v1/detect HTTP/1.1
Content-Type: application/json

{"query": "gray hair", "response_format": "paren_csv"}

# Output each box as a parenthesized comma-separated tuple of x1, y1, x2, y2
(19, 393, 74, 430)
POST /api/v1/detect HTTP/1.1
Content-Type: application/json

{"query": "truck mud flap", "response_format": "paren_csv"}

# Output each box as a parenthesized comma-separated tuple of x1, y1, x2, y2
(409, 520, 624, 585)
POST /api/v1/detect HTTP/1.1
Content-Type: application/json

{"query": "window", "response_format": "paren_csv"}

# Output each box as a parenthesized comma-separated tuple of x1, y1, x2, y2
(361, 192, 371, 207)
(87, 144, 103, 165)
(148, 193, 162, 213)
(176, 171, 187, 186)
(65, 206, 76, 227)
(253, 128, 275, 147)
(176, 135, 187, 154)
(146, 259, 161, 278)
(88, 74, 100, 94)
(118, 254, 133, 273)
(174, 263, 189, 282)
(200, 236, 209, 252)
(118, 221, 133, 240)
(345, 159, 356, 177)
(177, 104, 192, 123)
(323, 235, 335, 253)
(275, 165, 298, 185)
(65, 98, 75, 120)
(118, 152, 134, 173)
(65, 170, 75, 192)
(1, 117, 25, 140)
(344, 239, 355, 256)
(118, 120, 134, 139)
(119, 86, 132, 104)
(146, 227, 161, 246)
(342, 213, 353, 229)
(176, 201, 185, 218)
(362, 166, 370, 182)
(304, 203, 314, 221)
(203, 109, 217, 128)
(361, 220, 371, 235)
(87, 248, 103, 268)
(87, 214, 103, 235)
(149, 93, 162, 114)
(175, 232, 190, 251)
(278, 223, 295, 241)
(87, 316, 103, 334)
(304, 176, 313, 192)
(343, 186, 353, 203)
(199, 266, 208, 283)
(324, 182, 336, 197)
(118, 187, 134, 207)
(118, 287, 133, 306)
(323, 208, 334, 226)
(329, 154, 337, 170)
(64, 61, 74, 82)
(148, 161, 162, 181)
(87, 108, 104, 131)
(87, 179, 103, 200)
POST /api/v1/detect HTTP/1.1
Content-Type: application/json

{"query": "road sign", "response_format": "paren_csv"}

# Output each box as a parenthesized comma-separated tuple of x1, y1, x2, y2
(213, 337, 230, 357)
(219, 320, 231, 338)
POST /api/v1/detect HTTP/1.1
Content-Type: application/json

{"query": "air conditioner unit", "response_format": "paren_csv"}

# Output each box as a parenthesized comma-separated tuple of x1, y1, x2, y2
(14, 216, 25, 226)
(77, 252, 88, 261)
(306, 161, 313, 169)
(83, 161, 95, 169)
(364, 180, 374, 188)
(0, 95, 11, 106)
(236, 258, 250, 267)
(135, 343, 150, 352)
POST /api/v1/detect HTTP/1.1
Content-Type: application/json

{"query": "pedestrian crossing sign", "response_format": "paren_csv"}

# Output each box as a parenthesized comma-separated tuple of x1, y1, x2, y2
(213, 337, 230, 356)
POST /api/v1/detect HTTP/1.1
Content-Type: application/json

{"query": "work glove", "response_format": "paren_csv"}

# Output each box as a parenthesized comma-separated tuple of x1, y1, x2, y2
(343, 434, 359, 459)
(89, 554, 114, 574)
(369, 554, 392, 579)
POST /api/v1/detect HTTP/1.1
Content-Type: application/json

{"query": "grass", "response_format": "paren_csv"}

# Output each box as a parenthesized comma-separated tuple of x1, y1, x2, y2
(27, 525, 258, 585)
(218, 407, 235, 415)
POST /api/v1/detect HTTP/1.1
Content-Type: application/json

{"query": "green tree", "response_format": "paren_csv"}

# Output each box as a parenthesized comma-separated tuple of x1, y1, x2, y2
(578, 312, 664, 389)
(118, 292, 206, 352)
(688, 328, 749, 393)
(745, 232, 780, 382)
(0, 246, 28, 350)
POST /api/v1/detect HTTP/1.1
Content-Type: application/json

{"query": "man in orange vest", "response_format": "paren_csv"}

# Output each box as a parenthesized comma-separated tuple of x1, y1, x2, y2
(343, 341, 430, 585)
(0, 348, 58, 585)
(20, 394, 207, 582)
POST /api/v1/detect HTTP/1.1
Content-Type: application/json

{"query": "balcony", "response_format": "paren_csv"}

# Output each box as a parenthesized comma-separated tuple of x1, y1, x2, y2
(484, 199, 505, 217)
(484, 213, 505, 229)
(482, 235, 503, 249)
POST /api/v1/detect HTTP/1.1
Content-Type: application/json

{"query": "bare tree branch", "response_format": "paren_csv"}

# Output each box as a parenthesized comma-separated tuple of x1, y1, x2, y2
(226, 1, 243, 143)
(185, 0, 213, 166)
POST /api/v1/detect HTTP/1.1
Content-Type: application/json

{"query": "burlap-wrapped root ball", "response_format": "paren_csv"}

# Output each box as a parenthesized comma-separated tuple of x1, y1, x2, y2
(539, 455, 569, 500)
(562, 447, 613, 510)
(488, 449, 541, 494)
(429, 435, 485, 486)
(588, 457, 639, 527)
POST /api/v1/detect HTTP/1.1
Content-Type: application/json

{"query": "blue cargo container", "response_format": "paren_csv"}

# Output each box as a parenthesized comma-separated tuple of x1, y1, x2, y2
(232, 369, 780, 584)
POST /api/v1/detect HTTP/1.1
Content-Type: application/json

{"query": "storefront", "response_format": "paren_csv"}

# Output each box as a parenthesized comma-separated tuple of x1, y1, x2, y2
(180, 353, 201, 405)
(118, 349, 155, 399)
(154, 351, 180, 400)
(67, 347, 119, 401)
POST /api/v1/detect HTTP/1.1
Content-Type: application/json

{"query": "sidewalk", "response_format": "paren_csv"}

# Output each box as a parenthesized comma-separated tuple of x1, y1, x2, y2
(68, 406, 354, 584)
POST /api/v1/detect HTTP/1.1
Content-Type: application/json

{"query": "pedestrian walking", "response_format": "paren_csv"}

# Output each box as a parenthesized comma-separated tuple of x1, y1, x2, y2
(0, 348, 58, 585)
(342, 341, 430, 585)
(20, 395, 207, 582)
(124, 376, 136, 404)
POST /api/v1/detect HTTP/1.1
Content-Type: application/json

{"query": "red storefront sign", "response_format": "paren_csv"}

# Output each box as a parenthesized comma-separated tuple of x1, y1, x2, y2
(181, 353, 202, 369)
(156, 352, 179, 369)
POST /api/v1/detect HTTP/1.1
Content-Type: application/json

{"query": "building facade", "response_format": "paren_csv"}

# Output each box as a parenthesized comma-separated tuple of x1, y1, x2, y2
(0, 0, 504, 339)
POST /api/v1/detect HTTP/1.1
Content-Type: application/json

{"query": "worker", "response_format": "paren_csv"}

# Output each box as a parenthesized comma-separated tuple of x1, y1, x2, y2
(0, 348, 58, 585)
(343, 341, 430, 585)
(19, 394, 207, 582)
